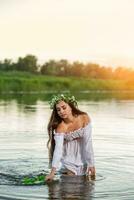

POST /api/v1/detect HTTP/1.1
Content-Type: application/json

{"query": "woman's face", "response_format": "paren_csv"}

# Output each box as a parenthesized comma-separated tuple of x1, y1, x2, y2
(56, 101, 72, 119)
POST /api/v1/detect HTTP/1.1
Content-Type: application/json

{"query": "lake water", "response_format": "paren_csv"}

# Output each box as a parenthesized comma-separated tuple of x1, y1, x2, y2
(0, 93, 134, 200)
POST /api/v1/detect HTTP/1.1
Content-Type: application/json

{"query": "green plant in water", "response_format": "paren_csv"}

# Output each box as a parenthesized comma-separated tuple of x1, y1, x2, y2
(21, 174, 46, 185)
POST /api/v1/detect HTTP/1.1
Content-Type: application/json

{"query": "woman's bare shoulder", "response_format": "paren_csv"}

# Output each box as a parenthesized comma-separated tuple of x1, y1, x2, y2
(55, 122, 66, 134)
(80, 113, 91, 126)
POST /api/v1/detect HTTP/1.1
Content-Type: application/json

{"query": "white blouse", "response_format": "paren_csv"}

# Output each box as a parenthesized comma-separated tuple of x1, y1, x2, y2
(52, 122, 95, 175)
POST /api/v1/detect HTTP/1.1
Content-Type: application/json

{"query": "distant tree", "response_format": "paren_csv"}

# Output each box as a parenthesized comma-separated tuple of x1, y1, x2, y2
(83, 63, 100, 78)
(98, 66, 113, 79)
(41, 59, 72, 76)
(113, 67, 134, 80)
(56, 59, 71, 76)
(70, 61, 84, 76)
(41, 59, 58, 75)
(16, 55, 38, 73)
(0, 59, 17, 71)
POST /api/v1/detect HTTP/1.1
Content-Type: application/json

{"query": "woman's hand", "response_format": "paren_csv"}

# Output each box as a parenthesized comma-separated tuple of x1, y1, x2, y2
(87, 166, 96, 175)
(45, 167, 56, 182)
(87, 166, 96, 180)
(45, 173, 55, 181)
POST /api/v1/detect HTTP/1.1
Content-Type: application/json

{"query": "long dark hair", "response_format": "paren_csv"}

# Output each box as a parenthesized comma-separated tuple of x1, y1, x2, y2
(47, 101, 86, 166)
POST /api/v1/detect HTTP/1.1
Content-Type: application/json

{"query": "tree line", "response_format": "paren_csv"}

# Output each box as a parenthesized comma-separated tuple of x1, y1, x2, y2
(0, 54, 134, 80)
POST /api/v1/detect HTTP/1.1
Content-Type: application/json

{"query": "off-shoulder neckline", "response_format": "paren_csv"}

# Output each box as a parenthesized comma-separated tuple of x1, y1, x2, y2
(54, 121, 91, 135)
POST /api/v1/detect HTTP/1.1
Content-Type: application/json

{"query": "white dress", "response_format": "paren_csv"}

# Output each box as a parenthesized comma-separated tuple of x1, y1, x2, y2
(52, 122, 95, 175)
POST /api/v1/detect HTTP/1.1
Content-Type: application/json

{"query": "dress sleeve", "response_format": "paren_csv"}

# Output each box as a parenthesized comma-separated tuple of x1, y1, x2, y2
(52, 134, 64, 169)
(83, 123, 95, 167)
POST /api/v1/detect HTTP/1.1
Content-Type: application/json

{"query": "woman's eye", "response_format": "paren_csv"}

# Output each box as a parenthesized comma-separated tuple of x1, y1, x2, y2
(57, 106, 66, 112)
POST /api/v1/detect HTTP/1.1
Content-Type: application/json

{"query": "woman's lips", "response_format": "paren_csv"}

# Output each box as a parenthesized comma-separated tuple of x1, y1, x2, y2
(61, 114, 66, 117)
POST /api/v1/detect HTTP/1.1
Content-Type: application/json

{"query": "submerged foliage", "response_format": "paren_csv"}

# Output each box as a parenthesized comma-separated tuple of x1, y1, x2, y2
(21, 174, 46, 185)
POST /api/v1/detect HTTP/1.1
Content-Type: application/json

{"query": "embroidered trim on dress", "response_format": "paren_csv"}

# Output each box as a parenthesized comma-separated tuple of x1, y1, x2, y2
(54, 122, 91, 141)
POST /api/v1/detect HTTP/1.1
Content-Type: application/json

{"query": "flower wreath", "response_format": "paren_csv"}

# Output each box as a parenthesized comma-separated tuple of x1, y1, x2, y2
(49, 94, 77, 109)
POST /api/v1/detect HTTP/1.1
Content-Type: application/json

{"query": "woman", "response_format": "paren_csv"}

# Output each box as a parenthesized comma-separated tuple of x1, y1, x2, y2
(46, 94, 95, 181)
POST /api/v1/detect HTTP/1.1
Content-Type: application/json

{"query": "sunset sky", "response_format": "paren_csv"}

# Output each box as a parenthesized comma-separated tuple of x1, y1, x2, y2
(0, 0, 134, 67)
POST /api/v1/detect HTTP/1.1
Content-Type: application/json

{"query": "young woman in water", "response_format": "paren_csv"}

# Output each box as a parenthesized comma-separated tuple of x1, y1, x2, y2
(46, 94, 95, 181)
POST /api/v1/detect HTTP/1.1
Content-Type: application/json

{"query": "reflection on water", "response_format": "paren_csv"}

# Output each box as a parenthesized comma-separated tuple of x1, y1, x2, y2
(1, 91, 134, 105)
(47, 175, 95, 200)
(0, 93, 134, 200)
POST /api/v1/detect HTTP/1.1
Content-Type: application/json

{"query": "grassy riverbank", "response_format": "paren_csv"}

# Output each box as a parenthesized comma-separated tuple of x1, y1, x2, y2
(0, 71, 134, 93)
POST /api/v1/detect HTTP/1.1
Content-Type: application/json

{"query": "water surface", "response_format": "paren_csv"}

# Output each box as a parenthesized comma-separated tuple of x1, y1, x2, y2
(0, 93, 134, 199)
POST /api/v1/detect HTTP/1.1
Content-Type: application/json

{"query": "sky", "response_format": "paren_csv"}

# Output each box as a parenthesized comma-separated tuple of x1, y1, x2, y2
(0, 0, 134, 67)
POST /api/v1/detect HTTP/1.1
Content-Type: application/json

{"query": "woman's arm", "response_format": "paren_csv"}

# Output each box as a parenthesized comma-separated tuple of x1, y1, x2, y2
(46, 134, 64, 181)
(83, 114, 96, 176)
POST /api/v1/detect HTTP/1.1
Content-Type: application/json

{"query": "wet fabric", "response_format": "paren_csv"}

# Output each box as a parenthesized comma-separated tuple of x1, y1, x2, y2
(52, 122, 95, 175)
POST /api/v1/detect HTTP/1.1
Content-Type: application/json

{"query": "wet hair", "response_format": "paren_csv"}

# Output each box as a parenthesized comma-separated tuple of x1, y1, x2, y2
(47, 100, 86, 166)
